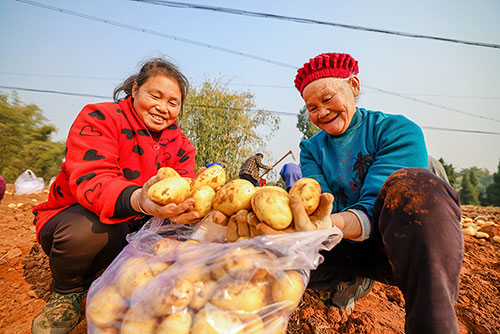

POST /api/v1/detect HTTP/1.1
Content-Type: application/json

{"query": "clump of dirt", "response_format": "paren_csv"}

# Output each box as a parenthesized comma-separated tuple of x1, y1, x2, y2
(1, 184, 499, 334)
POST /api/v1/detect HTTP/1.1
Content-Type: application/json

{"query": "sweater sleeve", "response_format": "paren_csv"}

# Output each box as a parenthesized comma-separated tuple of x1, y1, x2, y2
(299, 138, 333, 194)
(345, 115, 428, 223)
(65, 104, 142, 224)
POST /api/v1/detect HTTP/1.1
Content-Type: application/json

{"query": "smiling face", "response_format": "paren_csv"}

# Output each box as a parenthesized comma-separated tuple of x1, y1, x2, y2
(131, 74, 182, 132)
(302, 76, 360, 136)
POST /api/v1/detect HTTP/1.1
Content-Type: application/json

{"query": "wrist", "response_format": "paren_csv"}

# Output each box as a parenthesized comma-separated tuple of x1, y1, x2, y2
(131, 189, 148, 215)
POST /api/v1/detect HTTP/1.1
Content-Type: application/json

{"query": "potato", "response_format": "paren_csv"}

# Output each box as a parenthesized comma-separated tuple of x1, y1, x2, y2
(86, 286, 127, 329)
(188, 185, 216, 217)
(213, 179, 256, 216)
(157, 167, 180, 179)
(154, 238, 178, 257)
(263, 313, 289, 334)
(191, 308, 244, 334)
(210, 279, 268, 313)
(116, 257, 154, 299)
(240, 314, 264, 334)
(189, 279, 217, 311)
(289, 178, 321, 215)
(211, 248, 270, 281)
(251, 187, 293, 230)
(147, 176, 190, 205)
(149, 279, 194, 316)
(271, 270, 304, 312)
(156, 308, 192, 334)
(190, 164, 226, 191)
(120, 308, 157, 334)
(149, 260, 170, 276)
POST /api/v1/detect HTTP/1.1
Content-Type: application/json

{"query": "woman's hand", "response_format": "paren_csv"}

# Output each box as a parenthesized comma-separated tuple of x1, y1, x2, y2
(131, 175, 200, 224)
(289, 193, 334, 231)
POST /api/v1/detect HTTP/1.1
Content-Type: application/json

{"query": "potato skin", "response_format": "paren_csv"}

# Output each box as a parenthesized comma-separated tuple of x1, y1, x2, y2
(289, 178, 321, 215)
(147, 176, 190, 205)
(271, 270, 305, 312)
(86, 286, 127, 329)
(212, 179, 256, 216)
(190, 165, 226, 191)
(188, 185, 216, 217)
(251, 187, 293, 230)
(157, 167, 181, 179)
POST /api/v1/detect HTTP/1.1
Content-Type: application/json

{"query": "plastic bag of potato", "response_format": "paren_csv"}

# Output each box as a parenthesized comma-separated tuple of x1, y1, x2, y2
(86, 219, 342, 334)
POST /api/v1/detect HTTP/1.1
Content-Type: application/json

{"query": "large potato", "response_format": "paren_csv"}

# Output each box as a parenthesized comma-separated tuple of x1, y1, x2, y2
(213, 179, 256, 216)
(188, 185, 216, 217)
(190, 165, 226, 191)
(189, 279, 217, 311)
(86, 286, 127, 329)
(210, 279, 268, 313)
(120, 308, 157, 334)
(149, 279, 194, 316)
(191, 308, 244, 334)
(147, 176, 190, 205)
(251, 187, 293, 230)
(271, 270, 305, 312)
(157, 167, 180, 179)
(156, 308, 192, 334)
(116, 257, 154, 299)
(289, 178, 321, 215)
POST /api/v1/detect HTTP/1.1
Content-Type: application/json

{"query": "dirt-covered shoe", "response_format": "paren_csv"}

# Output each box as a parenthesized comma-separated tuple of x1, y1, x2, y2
(327, 276, 374, 313)
(32, 291, 87, 334)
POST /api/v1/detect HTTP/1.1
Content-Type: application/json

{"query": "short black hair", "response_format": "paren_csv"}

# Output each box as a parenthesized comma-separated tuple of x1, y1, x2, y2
(256, 153, 263, 158)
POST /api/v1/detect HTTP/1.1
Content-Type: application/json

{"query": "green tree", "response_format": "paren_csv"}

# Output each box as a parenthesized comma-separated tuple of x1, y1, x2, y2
(296, 106, 319, 140)
(459, 171, 480, 205)
(439, 157, 457, 187)
(179, 80, 280, 179)
(485, 160, 500, 206)
(0, 92, 65, 182)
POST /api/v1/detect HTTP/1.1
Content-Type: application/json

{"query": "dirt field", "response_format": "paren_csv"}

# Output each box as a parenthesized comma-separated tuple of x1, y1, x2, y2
(1, 184, 499, 334)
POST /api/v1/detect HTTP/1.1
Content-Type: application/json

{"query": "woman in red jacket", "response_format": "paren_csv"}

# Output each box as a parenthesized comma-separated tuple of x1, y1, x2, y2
(32, 58, 199, 334)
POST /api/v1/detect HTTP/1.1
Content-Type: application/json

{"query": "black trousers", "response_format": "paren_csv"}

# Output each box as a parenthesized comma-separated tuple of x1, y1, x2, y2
(308, 168, 463, 334)
(39, 205, 136, 293)
(239, 173, 259, 187)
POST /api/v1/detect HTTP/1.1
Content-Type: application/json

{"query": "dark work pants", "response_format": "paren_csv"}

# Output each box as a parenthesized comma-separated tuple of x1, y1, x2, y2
(239, 173, 260, 187)
(39, 204, 132, 293)
(308, 168, 463, 334)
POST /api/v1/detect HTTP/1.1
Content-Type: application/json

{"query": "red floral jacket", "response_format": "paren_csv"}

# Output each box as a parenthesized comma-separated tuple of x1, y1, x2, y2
(32, 97, 195, 241)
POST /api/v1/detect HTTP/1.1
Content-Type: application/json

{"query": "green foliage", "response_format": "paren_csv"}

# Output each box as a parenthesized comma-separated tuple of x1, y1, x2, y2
(296, 106, 319, 140)
(178, 80, 280, 179)
(456, 167, 493, 206)
(439, 157, 457, 186)
(459, 171, 480, 205)
(485, 160, 500, 206)
(0, 92, 65, 183)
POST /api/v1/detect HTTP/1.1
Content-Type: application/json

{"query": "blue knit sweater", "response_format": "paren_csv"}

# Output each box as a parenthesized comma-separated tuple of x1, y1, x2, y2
(300, 107, 428, 224)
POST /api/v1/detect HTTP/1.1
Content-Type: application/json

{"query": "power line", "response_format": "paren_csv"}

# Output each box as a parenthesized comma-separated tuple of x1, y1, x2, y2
(133, 0, 500, 50)
(2, 85, 499, 136)
(3, 72, 500, 100)
(14, 0, 296, 70)
(12, 0, 500, 123)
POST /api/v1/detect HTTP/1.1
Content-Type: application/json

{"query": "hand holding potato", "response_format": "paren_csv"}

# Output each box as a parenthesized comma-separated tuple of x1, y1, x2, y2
(131, 175, 200, 224)
(289, 192, 334, 231)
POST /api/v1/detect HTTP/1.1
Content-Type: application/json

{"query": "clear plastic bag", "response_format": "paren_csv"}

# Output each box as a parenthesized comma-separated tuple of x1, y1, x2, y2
(86, 218, 342, 334)
(14, 169, 45, 195)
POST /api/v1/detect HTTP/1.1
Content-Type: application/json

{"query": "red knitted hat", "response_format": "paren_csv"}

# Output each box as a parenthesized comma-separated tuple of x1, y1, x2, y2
(294, 53, 359, 94)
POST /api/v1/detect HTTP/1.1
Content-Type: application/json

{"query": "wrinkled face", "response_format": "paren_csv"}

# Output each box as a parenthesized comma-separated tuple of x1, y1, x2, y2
(132, 75, 182, 132)
(302, 76, 359, 136)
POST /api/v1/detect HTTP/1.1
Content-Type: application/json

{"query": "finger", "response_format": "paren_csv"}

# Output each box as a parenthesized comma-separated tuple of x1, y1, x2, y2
(196, 167, 207, 175)
(247, 212, 261, 227)
(174, 198, 196, 214)
(236, 210, 250, 237)
(289, 194, 309, 222)
(249, 224, 258, 237)
(255, 223, 285, 235)
(175, 211, 201, 224)
(226, 218, 239, 242)
(313, 193, 334, 218)
(213, 210, 228, 226)
(142, 175, 160, 191)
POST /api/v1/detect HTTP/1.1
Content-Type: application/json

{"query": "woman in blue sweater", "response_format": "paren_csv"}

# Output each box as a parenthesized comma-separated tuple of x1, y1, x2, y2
(295, 53, 463, 334)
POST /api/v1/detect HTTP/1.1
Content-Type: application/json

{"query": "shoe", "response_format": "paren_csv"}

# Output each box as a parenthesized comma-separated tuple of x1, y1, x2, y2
(327, 276, 374, 313)
(32, 291, 87, 334)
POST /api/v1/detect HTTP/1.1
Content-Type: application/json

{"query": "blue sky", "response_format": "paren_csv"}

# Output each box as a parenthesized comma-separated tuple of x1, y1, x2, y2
(1, 0, 499, 177)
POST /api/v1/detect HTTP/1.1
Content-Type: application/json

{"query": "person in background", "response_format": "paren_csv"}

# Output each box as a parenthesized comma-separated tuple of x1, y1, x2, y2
(31, 57, 201, 334)
(238, 153, 272, 187)
(0, 176, 6, 203)
(279, 163, 302, 192)
(293, 52, 462, 333)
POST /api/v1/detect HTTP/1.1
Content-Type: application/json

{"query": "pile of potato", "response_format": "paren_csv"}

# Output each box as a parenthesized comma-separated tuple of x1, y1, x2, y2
(460, 216, 499, 241)
(147, 165, 323, 239)
(86, 238, 306, 334)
